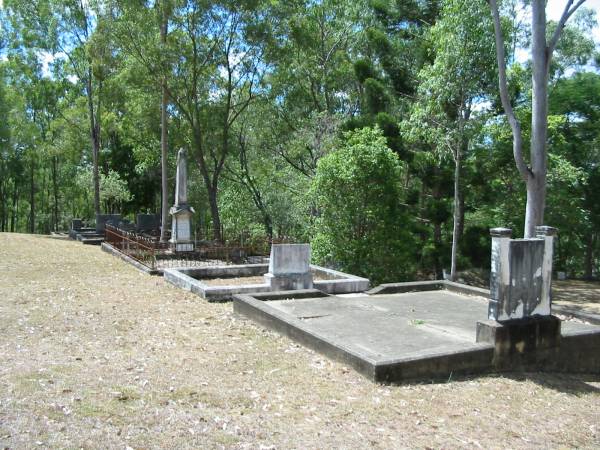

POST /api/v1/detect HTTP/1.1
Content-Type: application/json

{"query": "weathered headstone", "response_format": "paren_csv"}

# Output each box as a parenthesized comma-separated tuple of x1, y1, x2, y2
(264, 244, 313, 290)
(118, 219, 135, 231)
(170, 148, 195, 252)
(96, 214, 122, 233)
(477, 226, 560, 367)
(136, 213, 160, 233)
(487, 226, 556, 321)
(71, 218, 83, 231)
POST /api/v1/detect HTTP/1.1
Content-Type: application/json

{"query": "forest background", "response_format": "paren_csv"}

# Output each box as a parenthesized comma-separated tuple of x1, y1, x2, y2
(1, 0, 599, 284)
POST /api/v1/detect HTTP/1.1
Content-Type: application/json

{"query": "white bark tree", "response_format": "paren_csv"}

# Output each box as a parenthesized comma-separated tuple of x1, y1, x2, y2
(489, 0, 587, 237)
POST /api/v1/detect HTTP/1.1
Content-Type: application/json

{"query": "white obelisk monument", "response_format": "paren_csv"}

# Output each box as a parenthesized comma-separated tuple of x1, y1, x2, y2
(170, 148, 195, 252)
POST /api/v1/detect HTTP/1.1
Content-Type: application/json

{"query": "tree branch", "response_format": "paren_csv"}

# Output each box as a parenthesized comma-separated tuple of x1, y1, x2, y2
(547, 0, 587, 56)
(489, 0, 530, 182)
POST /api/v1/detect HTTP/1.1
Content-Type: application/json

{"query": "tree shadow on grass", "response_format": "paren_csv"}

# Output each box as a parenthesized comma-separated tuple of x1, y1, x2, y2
(502, 371, 600, 395)
(390, 371, 600, 395)
(553, 280, 600, 314)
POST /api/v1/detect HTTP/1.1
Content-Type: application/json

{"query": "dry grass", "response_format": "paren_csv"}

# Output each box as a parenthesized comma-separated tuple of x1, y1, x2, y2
(0, 233, 599, 449)
(554, 280, 600, 315)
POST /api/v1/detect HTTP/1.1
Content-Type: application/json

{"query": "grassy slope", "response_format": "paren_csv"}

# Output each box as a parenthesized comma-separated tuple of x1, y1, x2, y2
(0, 233, 599, 449)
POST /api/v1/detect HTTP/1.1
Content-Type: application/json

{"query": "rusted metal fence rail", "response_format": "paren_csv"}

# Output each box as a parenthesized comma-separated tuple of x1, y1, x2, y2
(105, 225, 159, 269)
(104, 224, 281, 270)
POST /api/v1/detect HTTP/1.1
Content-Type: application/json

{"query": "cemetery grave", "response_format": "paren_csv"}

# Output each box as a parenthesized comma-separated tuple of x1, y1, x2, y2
(164, 243, 370, 301)
(4, 0, 600, 446)
(234, 227, 600, 383)
(3, 233, 600, 449)
(98, 148, 273, 274)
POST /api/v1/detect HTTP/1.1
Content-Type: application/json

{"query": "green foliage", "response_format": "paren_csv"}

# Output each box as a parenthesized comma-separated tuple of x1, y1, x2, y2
(310, 127, 416, 284)
(76, 167, 133, 214)
(1, 0, 599, 280)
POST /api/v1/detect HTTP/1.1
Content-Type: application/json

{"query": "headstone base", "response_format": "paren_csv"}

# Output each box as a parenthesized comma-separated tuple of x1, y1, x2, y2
(265, 272, 313, 291)
(173, 242, 194, 252)
(170, 208, 194, 253)
(476, 315, 561, 369)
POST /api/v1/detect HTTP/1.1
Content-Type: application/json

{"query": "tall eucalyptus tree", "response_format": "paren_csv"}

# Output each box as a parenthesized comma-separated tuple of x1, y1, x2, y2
(489, 0, 588, 237)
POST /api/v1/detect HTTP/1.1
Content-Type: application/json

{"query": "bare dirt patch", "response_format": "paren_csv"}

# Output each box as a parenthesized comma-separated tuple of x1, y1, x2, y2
(0, 233, 599, 449)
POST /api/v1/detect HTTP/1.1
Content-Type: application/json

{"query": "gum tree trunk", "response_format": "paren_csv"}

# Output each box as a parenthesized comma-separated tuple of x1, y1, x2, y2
(207, 186, 222, 242)
(52, 155, 59, 232)
(86, 70, 101, 216)
(159, 3, 169, 242)
(29, 159, 35, 233)
(584, 233, 595, 280)
(526, 0, 549, 238)
(489, 0, 586, 237)
(11, 181, 18, 232)
(450, 151, 461, 281)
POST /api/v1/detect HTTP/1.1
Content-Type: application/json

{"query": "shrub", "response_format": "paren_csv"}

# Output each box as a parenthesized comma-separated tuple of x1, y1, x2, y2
(310, 127, 416, 284)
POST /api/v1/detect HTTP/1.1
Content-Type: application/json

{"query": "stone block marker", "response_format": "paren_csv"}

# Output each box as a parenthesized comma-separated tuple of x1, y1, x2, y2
(488, 226, 557, 321)
(265, 244, 313, 291)
(71, 218, 83, 231)
(95, 214, 122, 233)
(478, 226, 561, 369)
(136, 213, 160, 233)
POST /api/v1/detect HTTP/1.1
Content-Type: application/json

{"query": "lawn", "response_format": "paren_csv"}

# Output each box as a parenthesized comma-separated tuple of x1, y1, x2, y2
(0, 233, 599, 449)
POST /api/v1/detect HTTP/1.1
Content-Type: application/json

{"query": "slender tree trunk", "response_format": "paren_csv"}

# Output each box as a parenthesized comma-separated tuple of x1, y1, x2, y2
(458, 193, 465, 238)
(46, 180, 51, 233)
(193, 133, 223, 243)
(584, 232, 594, 280)
(0, 175, 5, 232)
(86, 71, 101, 216)
(159, 4, 170, 242)
(525, 0, 549, 238)
(29, 161, 35, 234)
(207, 186, 222, 242)
(11, 180, 17, 232)
(250, 187, 272, 239)
(263, 214, 273, 240)
(40, 169, 46, 233)
(52, 156, 59, 231)
(433, 222, 442, 279)
(450, 151, 462, 281)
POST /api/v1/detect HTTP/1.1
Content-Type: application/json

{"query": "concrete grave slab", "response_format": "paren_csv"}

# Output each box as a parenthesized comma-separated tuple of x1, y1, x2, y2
(164, 263, 369, 301)
(234, 282, 600, 383)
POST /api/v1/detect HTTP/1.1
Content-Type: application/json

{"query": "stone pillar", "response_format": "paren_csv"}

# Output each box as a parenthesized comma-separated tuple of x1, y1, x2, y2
(536, 226, 558, 316)
(488, 228, 512, 321)
(170, 148, 195, 252)
(477, 226, 561, 369)
(264, 244, 313, 291)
